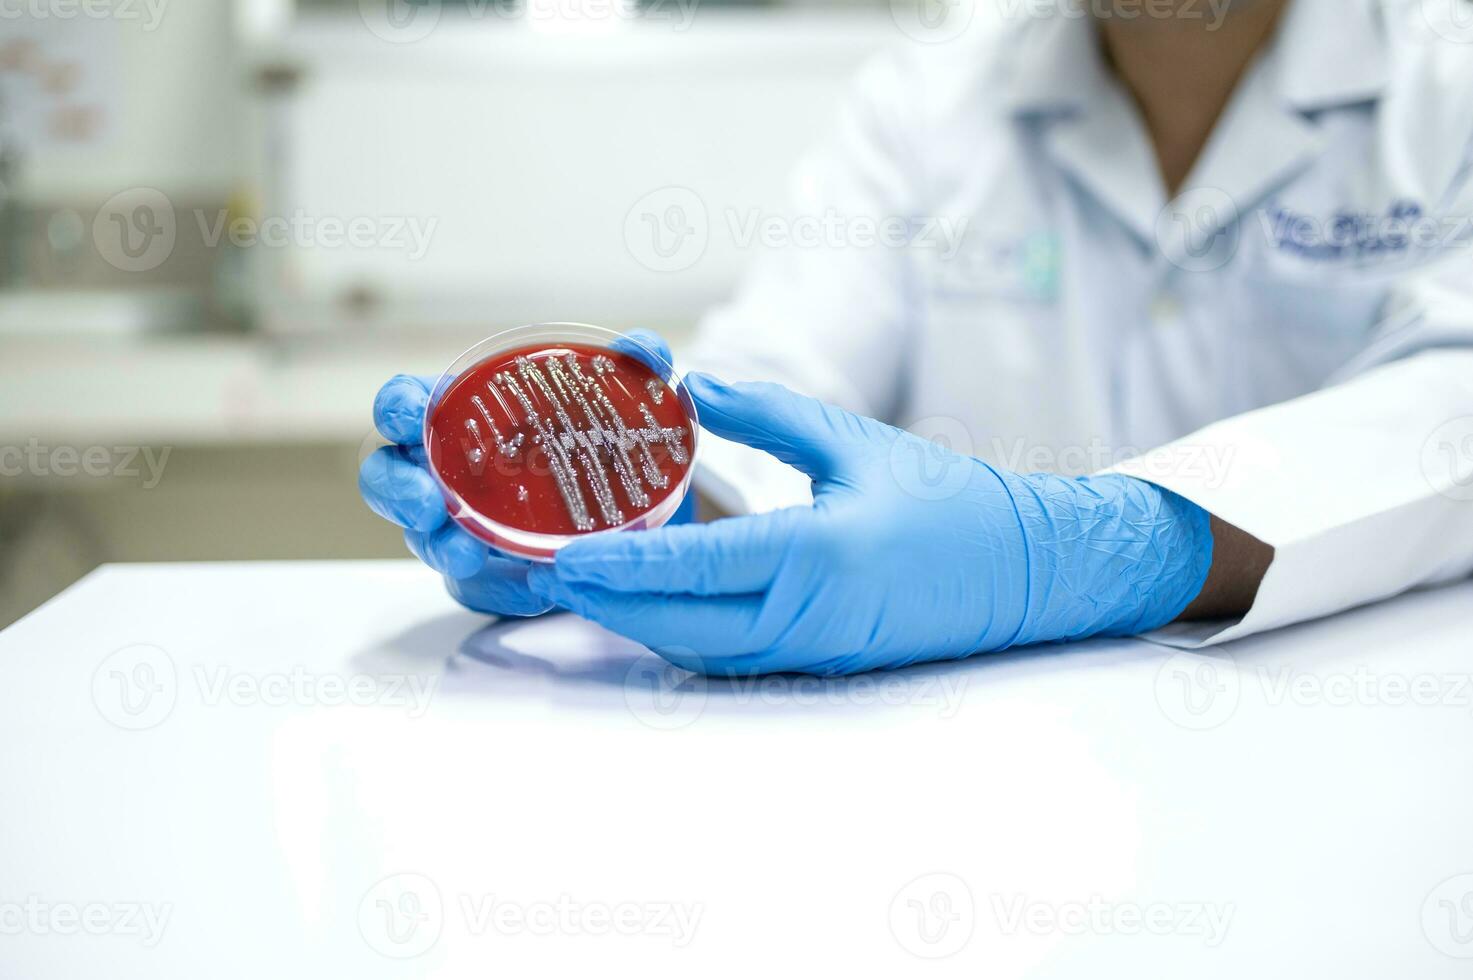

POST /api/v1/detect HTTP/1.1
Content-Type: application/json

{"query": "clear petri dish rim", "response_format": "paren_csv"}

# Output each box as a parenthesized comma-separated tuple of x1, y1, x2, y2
(422, 322, 700, 561)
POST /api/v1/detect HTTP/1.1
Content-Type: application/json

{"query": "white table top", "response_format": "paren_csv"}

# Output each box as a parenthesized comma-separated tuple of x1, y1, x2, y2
(2, 561, 1470, 978)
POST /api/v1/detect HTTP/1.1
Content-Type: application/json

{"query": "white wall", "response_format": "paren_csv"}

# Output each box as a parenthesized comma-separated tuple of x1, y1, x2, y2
(12, 0, 246, 204)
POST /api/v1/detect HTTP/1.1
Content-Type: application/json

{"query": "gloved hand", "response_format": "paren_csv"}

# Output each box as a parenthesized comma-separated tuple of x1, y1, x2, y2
(526, 374, 1214, 675)
(358, 328, 687, 617)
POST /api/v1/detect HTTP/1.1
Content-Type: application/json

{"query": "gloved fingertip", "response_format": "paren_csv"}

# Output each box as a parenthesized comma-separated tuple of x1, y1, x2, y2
(685, 373, 749, 423)
(360, 451, 443, 532)
(609, 329, 676, 384)
(373, 375, 430, 445)
(438, 532, 488, 580)
(408, 497, 448, 534)
(621, 328, 673, 362)
(405, 523, 466, 577)
(525, 563, 562, 600)
(356, 467, 390, 518)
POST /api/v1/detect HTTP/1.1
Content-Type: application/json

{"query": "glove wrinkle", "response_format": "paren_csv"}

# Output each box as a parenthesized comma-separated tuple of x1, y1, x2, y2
(536, 377, 1215, 675)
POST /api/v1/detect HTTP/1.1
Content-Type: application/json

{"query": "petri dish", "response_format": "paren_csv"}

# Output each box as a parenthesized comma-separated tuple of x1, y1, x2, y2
(423, 322, 698, 561)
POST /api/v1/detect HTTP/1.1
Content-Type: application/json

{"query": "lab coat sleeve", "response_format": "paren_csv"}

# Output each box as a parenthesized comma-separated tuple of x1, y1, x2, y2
(687, 52, 921, 516)
(1110, 245, 1473, 648)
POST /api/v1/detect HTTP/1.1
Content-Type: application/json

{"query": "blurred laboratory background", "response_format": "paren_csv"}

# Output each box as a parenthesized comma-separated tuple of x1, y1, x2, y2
(0, 0, 918, 626)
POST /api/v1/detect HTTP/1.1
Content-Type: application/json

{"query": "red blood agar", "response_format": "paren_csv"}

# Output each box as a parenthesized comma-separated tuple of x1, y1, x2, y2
(425, 341, 694, 556)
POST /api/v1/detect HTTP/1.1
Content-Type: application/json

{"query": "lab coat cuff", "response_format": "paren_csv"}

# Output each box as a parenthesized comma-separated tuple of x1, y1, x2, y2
(1102, 350, 1473, 649)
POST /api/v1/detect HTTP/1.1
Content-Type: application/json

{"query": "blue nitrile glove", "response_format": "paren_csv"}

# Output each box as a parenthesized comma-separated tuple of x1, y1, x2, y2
(357, 328, 690, 616)
(526, 374, 1214, 675)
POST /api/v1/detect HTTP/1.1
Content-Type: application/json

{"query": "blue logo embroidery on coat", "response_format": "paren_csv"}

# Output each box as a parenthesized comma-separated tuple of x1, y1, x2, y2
(1259, 200, 1472, 261)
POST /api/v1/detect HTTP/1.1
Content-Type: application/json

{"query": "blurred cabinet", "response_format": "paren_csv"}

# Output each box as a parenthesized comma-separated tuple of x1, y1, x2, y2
(239, 8, 891, 333)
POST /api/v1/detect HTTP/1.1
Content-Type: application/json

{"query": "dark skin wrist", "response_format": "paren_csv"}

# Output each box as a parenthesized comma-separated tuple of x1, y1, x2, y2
(1177, 514, 1274, 620)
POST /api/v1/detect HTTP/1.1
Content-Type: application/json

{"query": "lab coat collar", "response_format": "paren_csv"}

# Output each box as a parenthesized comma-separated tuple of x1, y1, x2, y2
(1175, 57, 1326, 254)
(1273, 0, 1390, 113)
(1003, 14, 1168, 243)
(1042, 84, 1168, 246)
(1002, 0, 1391, 247)
(1182, 0, 1390, 248)
(1000, 13, 1108, 117)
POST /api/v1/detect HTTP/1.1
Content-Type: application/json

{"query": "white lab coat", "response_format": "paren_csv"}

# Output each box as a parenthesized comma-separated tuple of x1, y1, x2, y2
(688, 0, 1473, 646)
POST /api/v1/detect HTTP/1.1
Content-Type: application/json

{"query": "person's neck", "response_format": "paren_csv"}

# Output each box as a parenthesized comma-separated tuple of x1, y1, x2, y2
(1098, 0, 1290, 195)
